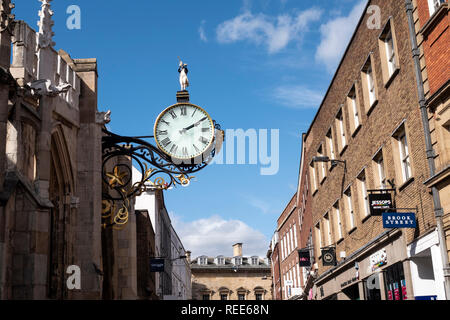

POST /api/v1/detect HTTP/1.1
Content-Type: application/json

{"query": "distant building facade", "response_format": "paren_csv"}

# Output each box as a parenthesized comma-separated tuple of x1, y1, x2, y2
(269, 136, 315, 300)
(191, 243, 272, 300)
(133, 167, 191, 300)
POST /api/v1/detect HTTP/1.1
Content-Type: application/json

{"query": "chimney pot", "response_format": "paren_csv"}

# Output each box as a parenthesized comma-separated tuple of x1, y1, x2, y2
(233, 243, 243, 257)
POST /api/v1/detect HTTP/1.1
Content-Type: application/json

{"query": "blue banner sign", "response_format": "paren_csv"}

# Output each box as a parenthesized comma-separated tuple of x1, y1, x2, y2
(382, 212, 416, 228)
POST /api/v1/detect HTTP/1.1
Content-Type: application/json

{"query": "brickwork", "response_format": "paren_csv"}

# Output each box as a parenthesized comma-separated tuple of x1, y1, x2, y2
(302, 0, 438, 299)
(413, 0, 450, 266)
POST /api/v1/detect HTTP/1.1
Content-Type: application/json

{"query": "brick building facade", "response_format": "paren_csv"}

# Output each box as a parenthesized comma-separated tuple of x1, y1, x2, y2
(269, 136, 315, 300)
(409, 0, 450, 296)
(302, 0, 447, 300)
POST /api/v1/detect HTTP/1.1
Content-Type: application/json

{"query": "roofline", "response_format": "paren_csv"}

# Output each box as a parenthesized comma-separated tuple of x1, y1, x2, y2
(304, 0, 371, 141)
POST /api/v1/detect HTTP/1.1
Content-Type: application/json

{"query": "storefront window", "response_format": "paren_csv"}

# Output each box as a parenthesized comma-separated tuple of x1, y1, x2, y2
(342, 283, 360, 300)
(364, 274, 382, 300)
(384, 262, 407, 300)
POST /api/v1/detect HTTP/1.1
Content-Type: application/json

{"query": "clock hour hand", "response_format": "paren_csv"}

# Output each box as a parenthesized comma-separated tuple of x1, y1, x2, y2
(180, 117, 207, 134)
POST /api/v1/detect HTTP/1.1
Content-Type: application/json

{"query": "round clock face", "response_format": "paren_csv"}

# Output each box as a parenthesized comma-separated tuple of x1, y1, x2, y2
(154, 103, 215, 160)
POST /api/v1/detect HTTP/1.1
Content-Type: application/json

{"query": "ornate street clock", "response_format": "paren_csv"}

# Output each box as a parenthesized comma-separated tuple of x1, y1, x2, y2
(101, 59, 223, 229)
(154, 103, 215, 160)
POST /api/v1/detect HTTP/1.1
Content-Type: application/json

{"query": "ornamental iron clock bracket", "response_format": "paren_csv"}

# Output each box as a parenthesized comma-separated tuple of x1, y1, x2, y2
(102, 89, 224, 229)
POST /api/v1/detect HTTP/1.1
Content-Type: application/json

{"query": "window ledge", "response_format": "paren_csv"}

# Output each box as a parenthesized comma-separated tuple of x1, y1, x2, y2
(420, 3, 449, 37)
(366, 99, 379, 116)
(339, 145, 348, 156)
(398, 177, 414, 192)
(348, 227, 357, 235)
(351, 124, 362, 138)
(361, 214, 371, 224)
(384, 68, 400, 89)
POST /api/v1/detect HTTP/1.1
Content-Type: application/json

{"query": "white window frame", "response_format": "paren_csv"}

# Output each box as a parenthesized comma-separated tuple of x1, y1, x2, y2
(334, 204, 343, 240)
(324, 213, 332, 245)
(338, 112, 346, 149)
(327, 129, 336, 160)
(350, 92, 360, 129)
(376, 155, 387, 189)
(428, 0, 445, 15)
(293, 224, 298, 248)
(345, 189, 355, 230)
(366, 65, 376, 106)
(289, 228, 294, 254)
(310, 163, 318, 192)
(358, 173, 370, 217)
(315, 223, 322, 251)
(384, 30, 396, 77)
(399, 133, 412, 182)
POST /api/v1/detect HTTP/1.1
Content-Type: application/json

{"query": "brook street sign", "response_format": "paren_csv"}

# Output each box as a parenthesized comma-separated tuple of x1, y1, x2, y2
(369, 193, 392, 216)
(382, 212, 416, 228)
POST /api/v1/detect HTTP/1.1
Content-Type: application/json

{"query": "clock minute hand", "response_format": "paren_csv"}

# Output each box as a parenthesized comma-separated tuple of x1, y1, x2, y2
(180, 117, 207, 133)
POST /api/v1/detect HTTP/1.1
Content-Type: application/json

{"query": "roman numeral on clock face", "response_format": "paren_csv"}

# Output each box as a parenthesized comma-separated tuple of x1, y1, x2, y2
(180, 106, 187, 116)
(191, 108, 197, 117)
(161, 137, 171, 147)
(169, 110, 177, 119)
(201, 128, 209, 132)
(157, 130, 168, 135)
(193, 144, 200, 153)
(160, 119, 170, 126)
(170, 144, 178, 154)
(182, 147, 189, 157)
(199, 136, 209, 145)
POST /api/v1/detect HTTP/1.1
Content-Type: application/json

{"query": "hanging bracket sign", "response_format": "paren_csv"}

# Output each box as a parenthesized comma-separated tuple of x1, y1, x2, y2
(369, 193, 393, 216)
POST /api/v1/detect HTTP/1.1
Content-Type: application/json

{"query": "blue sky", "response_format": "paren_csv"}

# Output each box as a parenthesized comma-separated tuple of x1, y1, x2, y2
(16, 0, 366, 257)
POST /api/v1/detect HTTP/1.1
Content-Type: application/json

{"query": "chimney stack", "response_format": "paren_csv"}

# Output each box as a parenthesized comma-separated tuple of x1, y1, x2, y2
(233, 243, 243, 257)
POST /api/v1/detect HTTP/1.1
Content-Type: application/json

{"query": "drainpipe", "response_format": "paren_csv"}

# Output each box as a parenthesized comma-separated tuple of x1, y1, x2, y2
(405, 0, 450, 299)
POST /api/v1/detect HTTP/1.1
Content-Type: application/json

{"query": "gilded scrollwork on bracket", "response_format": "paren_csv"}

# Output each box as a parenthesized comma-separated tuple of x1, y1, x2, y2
(101, 126, 223, 229)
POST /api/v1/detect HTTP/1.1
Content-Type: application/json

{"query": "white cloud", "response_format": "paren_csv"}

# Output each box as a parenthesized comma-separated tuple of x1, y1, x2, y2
(170, 213, 269, 258)
(272, 85, 323, 109)
(199, 20, 207, 42)
(245, 195, 275, 214)
(315, 0, 366, 71)
(216, 8, 322, 54)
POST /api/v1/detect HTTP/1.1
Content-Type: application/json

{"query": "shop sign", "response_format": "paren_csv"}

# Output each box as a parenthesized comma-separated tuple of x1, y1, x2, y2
(369, 249, 387, 272)
(298, 249, 311, 267)
(321, 247, 336, 266)
(369, 193, 392, 216)
(150, 258, 165, 272)
(340, 276, 358, 288)
(415, 295, 437, 300)
(382, 212, 416, 228)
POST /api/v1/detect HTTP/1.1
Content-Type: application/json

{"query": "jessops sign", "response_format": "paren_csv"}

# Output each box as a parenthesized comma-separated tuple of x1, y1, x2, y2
(369, 193, 392, 216)
(382, 212, 416, 228)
